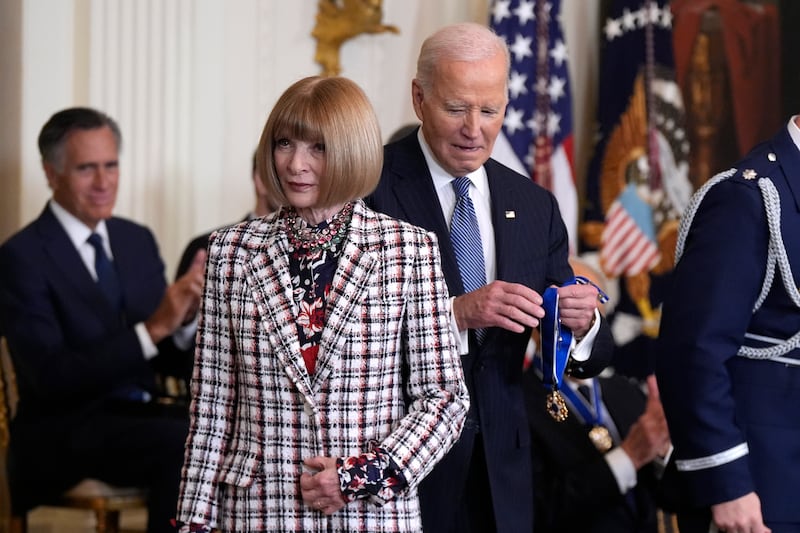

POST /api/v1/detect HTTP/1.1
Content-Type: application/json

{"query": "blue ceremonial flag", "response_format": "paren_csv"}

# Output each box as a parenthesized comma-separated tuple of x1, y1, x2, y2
(579, 0, 693, 378)
(489, 0, 578, 252)
(581, 0, 691, 271)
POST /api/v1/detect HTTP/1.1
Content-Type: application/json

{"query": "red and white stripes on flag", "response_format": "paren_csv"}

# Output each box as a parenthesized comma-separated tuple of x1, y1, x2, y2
(600, 186, 661, 277)
(489, 0, 578, 252)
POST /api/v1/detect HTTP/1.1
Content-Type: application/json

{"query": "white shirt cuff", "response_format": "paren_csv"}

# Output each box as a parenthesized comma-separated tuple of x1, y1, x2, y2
(448, 296, 470, 355)
(172, 317, 198, 351)
(135, 322, 159, 360)
(605, 446, 638, 494)
(569, 308, 601, 362)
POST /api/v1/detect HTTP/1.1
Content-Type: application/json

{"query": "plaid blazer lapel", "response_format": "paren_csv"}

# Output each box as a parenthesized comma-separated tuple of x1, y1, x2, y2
(241, 223, 316, 400)
(314, 202, 379, 389)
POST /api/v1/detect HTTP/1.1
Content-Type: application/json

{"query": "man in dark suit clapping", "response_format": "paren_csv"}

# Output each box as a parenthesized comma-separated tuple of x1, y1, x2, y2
(0, 107, 205, 533)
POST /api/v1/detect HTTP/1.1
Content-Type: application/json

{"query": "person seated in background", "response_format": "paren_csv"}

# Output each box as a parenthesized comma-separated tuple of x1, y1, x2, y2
(164, 152, 276, 400)
(0, 107, 206, 533)
(174, 150, 275, 279)
(523, 257, 675, 533)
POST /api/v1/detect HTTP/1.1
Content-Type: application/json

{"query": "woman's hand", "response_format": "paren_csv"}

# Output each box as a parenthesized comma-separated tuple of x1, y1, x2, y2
(300, 456, 347, 515)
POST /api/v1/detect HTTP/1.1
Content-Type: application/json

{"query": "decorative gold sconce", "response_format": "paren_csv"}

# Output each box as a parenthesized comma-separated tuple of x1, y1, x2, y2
(312, 0, 399, 77)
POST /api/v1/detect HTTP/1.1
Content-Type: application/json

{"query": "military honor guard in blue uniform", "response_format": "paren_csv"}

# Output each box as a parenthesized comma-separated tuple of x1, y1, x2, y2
(656, 115, 800, 533)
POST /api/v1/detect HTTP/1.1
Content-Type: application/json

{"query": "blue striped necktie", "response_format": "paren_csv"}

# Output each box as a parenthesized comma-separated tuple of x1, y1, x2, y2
(87, 232, 122, 310)
(450, 177, 487, 343)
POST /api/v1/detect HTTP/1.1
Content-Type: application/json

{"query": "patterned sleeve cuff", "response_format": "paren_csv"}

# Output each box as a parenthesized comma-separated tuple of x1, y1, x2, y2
(336, 445, 408, 504)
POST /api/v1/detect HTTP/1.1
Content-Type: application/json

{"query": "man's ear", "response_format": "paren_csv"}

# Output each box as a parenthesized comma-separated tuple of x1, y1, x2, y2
(42, 161, 58, 190)
(411, 79, 425, 120)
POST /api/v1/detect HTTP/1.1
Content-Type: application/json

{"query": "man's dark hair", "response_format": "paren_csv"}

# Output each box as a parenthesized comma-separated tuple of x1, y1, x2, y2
(38, 107, 122, 167)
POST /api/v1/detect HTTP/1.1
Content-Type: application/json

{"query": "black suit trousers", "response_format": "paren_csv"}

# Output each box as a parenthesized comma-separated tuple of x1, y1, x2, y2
(9, 401, 188, 533)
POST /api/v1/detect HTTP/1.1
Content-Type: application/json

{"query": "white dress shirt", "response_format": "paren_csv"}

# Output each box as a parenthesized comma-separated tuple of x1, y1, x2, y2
(49, 200, 159, 359)
(416, 130, 599, 359)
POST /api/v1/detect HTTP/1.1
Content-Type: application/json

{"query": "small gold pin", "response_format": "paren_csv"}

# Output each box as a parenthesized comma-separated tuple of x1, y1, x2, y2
(768, 152, 777, 162)
(743, 169, 757, 180)
(505, 210, 516, 219)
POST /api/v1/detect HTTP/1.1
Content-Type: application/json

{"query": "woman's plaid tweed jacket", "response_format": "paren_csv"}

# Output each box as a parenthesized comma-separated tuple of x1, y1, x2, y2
(176, 200, 469, 532)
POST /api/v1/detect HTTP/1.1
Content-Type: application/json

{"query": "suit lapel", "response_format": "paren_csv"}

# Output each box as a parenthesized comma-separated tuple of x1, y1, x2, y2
(240, 207, 379, 399)
(390, 151, 450, 237)
(37, 207, 112, 316)
(599, 377, 643, 438)
(107, 218, 140, 299)
(386, 135, 462, 293)
(486, 159, 533, 282)
(240, 219, 312, 399)
(106, 218, 156, 322)
(765, 128, 800, 289)
(314, 202, 378, 389)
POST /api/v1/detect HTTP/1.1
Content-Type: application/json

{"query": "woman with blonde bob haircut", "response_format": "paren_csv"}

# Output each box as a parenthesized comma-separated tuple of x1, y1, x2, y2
(175, 75, 469, 532)
(257, 76, 383, 208)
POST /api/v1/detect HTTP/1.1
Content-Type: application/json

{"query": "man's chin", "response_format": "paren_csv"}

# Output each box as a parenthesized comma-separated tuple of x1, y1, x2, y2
(91, 208, 115, 221)
(455, 150, 487, 165)
(453, 161, 485, 176)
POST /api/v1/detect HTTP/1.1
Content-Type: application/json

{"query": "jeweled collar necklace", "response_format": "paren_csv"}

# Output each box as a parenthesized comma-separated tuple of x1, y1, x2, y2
(283, 202, 354, 255)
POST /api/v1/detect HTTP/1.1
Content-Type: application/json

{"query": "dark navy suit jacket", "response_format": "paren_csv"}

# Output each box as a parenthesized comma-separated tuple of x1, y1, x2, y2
(656, 125, 800, 526)
(525, 372, 673, 533)
(366, 131, 613, 533)
(0, 205, 180, 510)
(174, 214, 249, 279)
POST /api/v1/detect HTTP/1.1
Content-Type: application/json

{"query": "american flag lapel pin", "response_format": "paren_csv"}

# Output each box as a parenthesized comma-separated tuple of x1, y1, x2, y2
(505, 210, 516, 219)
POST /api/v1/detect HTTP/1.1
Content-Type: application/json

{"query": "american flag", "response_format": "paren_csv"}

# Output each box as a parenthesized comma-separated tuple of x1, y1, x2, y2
(489, 0, 578, 252)
(600, 183, 660, 277)
(582, 0, 686, 279)
(580, 0, 691, 378)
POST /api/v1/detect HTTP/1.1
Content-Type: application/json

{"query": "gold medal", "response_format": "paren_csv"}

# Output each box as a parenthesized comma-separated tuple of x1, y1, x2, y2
(546, 390, 569, 422)
(588, 425, 613, 452)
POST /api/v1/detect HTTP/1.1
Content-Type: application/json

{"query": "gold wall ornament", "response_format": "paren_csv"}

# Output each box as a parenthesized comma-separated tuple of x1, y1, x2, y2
(580, 66, 694, 340)
(311, 0, 399, 77)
